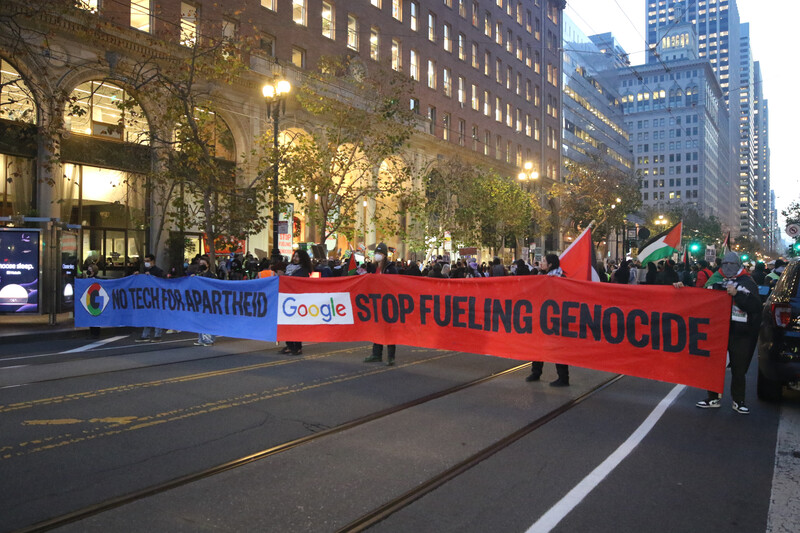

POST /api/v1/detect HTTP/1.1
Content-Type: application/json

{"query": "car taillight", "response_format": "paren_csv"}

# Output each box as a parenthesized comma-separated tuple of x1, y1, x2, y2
(772, 303, 792, 328)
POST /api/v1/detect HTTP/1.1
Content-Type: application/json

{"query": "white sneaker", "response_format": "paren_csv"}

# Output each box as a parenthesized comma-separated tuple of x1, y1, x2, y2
(696, 397, 721, 408)
(732, 401, 750, 415)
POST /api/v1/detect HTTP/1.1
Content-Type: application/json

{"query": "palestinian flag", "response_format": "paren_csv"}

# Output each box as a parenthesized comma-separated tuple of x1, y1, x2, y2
(703, 269, 723, 288)
(347, 252, 358, 275)
(637, 221, 682, 266)
(720, 231, 731, 255)
(682, 247, 691, 266)
(559, 225, 600, 282)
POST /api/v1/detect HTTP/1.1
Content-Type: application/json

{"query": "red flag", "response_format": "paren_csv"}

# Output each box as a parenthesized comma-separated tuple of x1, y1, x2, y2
(559, 225, 600, 282)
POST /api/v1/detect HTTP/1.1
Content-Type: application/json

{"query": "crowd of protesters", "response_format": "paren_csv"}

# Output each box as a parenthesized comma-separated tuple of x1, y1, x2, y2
(82, 243, 791, 414)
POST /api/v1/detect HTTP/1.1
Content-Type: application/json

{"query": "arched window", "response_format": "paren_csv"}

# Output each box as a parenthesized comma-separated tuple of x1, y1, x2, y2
(174, 109, 235, 161)
(64, 81, 149, 144)
(0, 59, 36, 123)
(1, 59, 37, 217)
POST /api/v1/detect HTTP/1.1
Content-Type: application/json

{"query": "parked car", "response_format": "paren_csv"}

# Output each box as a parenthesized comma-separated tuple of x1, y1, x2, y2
(757, 258, 800, 401)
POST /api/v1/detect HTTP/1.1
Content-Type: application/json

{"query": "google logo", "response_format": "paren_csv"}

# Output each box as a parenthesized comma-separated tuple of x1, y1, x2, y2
(278, 293, 353, 325)
(80, 282, 109, 316)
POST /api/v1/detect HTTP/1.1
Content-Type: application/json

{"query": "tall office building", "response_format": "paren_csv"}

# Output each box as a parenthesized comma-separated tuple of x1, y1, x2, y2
(562, 17, 632, 176)
(646, 0, 773, 245)
(617, 23, 733, 224)
(646, 0, 739, 108)
(738, 23, 756, 237)
(752, 59, 773, 251)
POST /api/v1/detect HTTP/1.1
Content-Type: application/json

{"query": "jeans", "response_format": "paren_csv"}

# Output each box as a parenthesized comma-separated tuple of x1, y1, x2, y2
(198, 333, 216, 345)
(141, 327, 163, 339)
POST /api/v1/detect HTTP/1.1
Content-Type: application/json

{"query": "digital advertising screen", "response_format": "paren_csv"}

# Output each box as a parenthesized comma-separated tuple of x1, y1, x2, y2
(61, 231, 78, 312)
(0, 229, 40, 314)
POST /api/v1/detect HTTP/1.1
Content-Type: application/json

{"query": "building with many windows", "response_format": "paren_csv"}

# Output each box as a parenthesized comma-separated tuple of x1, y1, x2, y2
(752, 58, 774, 251)
(646, 0, 739, 109)
(616, 23, 734, 226)
(0, 0, 566, 280)
(645, 0, 772, 244)
(562, 17, 632, 176)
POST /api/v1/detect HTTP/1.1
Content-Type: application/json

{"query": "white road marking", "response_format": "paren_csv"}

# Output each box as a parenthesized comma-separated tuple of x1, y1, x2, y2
(525, 384, 685, 533)
(0, 337, 190, 361)
(59, 336, 129, 354)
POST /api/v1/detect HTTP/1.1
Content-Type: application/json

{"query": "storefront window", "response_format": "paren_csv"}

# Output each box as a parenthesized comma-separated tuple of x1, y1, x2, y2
(0, 59, 36, 123)
(64, 81, 149, 144)
(63, 164, 146, 277)
(0, 155, 34, 217)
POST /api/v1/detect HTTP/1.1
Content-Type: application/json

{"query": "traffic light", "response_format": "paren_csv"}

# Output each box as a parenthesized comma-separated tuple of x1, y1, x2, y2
(741, 253, 749, 261)
(795, 242, 800, 253)
(689, 242, 701, 253)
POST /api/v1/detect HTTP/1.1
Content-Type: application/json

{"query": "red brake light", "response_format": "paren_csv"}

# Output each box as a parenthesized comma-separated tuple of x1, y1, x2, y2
(772, 303, 792, 328)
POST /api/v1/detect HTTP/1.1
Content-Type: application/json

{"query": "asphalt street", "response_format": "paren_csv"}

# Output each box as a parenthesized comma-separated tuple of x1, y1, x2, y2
(0, 334, 798, 532)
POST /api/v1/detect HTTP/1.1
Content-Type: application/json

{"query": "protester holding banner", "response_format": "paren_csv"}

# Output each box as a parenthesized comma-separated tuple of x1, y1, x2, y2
(364, 243, 399, 366)
(84, 264, 102, 339)
(526, 254, 570, 387)
(135, 253, 165, 343)
(675, 251, 762, 414)
(280, 250, 312, 355)
(194, 257, 217, 347)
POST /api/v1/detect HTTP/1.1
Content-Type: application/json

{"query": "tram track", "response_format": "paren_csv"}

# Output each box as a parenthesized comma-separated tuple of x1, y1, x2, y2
(337, 374, 624, 532)
(0, 343, 371, 397)
(12, 361, 537, 533)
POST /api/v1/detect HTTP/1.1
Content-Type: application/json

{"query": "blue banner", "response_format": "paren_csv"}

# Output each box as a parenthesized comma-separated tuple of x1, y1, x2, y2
(74, 276, 279, 342)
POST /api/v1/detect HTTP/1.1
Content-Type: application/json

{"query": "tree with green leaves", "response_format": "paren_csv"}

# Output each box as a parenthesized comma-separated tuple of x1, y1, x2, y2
(472, 173, 533, 254)
(640, 204, 722, 250)
(782, 200, 800, 228)
(107, 11, 268, 270)
(552, 154, 641, 243)
(402, 157, 534, 257)
(271, 56, 416, 249)
(2, 0, 271, 269)
(732, 235, 761, 262)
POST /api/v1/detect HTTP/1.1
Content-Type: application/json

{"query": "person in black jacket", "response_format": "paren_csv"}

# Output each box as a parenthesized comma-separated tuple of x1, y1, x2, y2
(675, 251, 762, 414)
(135, 253, 166, 342)
(657, 259, 680, 285)
(280, 250, 312, 355)
(526, 254, 570, 387)
(363, 243, 399, 366)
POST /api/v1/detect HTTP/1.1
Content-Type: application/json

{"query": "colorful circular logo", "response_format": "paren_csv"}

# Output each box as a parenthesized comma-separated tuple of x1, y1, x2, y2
(80, 282, 109, 316)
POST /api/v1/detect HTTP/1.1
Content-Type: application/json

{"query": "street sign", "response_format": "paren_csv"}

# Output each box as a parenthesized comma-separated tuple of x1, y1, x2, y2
(786, 224, 800, 238)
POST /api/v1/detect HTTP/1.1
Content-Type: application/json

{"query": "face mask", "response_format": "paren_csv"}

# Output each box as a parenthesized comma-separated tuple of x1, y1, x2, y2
(199, 264, 208, 271)
(144, 262, 152, 269)
(183, 262, 189, 268)
(374, 253, 385, 262)
(720, 262, 740, 278)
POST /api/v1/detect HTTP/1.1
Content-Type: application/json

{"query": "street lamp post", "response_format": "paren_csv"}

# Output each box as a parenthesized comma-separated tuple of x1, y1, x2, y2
(518, 161, 540, 256)
(263, 79, 291, 264)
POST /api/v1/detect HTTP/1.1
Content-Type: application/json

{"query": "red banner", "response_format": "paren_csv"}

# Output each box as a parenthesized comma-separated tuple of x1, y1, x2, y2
(277, 276, 732, 392)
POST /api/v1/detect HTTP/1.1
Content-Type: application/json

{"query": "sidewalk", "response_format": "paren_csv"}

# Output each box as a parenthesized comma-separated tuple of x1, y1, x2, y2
(0, 313, 133, 342)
